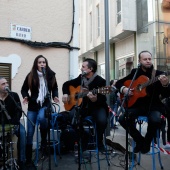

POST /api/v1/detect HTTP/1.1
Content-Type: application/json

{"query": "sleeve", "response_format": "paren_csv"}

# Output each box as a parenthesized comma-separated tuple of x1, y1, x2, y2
(52, 76, 59, 99)
(62, 75, 81, 95)
(11, 93, 22, 125)
(115, 69, 136, 93)
(21, 74, 30, 99)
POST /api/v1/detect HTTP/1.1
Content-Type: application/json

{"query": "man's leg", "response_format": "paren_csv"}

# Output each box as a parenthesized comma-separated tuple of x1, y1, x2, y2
(38, 107, 48, 156)
(142, 110, 161, 153)
(119, 112, 145, 153)
(92, 107, 107, 151)
(26, 111, 37, 166)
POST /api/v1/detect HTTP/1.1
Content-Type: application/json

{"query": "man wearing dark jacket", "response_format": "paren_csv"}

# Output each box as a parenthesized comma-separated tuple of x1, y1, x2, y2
(0, 76, 26, 168)
(62, 58, 108, 151)
(115, 51, 170, 153)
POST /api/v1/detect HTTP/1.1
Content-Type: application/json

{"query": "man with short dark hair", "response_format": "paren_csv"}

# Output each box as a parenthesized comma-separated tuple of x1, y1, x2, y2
(0, 76, 26, 168)
(62, 58, 108, 151)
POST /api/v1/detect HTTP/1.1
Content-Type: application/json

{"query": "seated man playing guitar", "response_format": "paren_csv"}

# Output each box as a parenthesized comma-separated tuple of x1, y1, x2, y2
(62, 58, 109, 151)
(116, 50, 170, 154)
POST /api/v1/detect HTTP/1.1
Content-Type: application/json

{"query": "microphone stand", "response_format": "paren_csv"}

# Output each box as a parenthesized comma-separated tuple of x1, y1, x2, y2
(71, 75, 84, 170)
(76, 75, 85, 170)
(42, 72, 54, 170)
(7, 92, 35, 168)
(0, 100, 11, 170)
(119, 64, 140, 170)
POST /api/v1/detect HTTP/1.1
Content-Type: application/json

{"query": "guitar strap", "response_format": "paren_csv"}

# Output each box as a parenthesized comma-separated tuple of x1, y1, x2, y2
(151, 68, 156, 79)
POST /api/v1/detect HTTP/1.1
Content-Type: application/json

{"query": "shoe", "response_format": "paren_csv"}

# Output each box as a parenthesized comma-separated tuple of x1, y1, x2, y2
(134, 143, 143, 153)
(25, 160, 33, 167)
(98, 144, 106, 153)
(19, 161, 25, 170)
(115, 122, 119, 126)
(40, 146, 48, 159)
(141, 142, 150, 154)
(112, 125, 118, 129)
(163, 142, 170, 149)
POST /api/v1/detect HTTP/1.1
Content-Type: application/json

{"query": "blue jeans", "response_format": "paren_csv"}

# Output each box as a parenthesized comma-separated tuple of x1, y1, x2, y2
(14, 123, 26, 162)
(27, 107, 48, 145)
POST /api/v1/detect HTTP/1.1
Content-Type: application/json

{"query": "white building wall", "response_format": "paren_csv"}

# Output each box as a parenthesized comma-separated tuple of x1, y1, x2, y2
(115, 35, 135, 60)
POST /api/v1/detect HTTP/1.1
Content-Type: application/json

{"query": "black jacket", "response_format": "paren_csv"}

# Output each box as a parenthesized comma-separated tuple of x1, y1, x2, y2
(62, 74, 108, 114)
(115, 67, 170, 112)
(21, 70, 58, 111)
(0, 92, 22, 125)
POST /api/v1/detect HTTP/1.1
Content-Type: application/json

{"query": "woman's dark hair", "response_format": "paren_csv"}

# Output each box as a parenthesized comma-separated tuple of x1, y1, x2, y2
(138, 51, 152, 60)
(83, 58, 97, 73)
(28, 55, 53, 90)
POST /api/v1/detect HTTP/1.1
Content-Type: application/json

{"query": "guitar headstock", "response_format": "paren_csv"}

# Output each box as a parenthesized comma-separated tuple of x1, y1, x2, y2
(98, 86, 113, 94)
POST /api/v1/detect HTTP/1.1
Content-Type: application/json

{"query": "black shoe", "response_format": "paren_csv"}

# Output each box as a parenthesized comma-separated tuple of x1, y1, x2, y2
(141, 140, 151, 154)
(25, 160, 32, 167)
(98, 144, 106, 153)
(19, 161, 25, 170)
(134, 143, 143, 153)
(141, 142, 150, 154)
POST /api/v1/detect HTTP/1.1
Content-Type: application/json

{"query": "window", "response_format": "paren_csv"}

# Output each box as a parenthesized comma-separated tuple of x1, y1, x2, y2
(0, 63, 12, 88)
(117, 0, 121, 24)
(97, 5, 100, 37)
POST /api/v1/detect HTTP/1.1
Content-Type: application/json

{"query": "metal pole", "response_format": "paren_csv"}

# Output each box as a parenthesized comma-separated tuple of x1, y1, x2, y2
(104, 0, 110, 136)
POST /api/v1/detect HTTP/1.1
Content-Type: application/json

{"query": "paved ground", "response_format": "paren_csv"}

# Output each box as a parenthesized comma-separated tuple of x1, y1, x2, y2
(0, 122, 170, 170)
(33, 123, 170, 170)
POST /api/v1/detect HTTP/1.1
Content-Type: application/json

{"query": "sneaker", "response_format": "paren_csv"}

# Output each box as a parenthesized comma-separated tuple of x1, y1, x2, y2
(115, 122, 119, 126)
(163, 142, 170, 149)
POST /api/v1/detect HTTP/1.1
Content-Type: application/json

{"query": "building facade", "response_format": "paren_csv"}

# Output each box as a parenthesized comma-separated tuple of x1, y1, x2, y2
(78, 0, 170, 81)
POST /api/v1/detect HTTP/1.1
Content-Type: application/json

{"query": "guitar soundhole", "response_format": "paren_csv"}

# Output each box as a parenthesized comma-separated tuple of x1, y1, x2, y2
(137, 84, 142, 91)
(75, 93, 78, 100)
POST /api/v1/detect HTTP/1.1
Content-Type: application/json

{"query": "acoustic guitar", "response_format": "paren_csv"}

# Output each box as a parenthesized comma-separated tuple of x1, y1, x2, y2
(64, 85, 112, 111)
(120, 74, 169, 107)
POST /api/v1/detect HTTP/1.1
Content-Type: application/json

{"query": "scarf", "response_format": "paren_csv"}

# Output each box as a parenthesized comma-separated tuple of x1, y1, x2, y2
(82, 72, 97, 89)
(36, 70, 47, 106)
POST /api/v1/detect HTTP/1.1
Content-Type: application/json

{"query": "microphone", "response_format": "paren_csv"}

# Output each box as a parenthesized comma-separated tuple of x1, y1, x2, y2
(138, 63, 142, 68)
(81, 71, 87, 76)
(4, 86, 12, 93)
(41, 67, 46, 76)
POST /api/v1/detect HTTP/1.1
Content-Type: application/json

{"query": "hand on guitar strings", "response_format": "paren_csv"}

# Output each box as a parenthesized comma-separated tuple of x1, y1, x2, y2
(53, 96, 60, 104)
(122, 87, 134, 96)
(62, 94, 70, 103)
(158, 75, 169, 86)
(87, 91, 97, 102)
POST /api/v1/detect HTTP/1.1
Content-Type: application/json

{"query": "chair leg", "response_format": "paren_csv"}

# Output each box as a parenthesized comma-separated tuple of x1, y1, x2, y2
(103, 132, 110, 166)
(156, 130, 164, 169)
(34, 122, 39, 166)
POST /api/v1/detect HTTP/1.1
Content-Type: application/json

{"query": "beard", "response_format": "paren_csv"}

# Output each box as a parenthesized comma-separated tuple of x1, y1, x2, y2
(142, 64, 153, 72)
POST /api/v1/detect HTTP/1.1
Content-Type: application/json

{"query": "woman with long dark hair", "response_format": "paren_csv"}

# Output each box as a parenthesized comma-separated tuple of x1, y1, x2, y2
(21, 55, 59, 166)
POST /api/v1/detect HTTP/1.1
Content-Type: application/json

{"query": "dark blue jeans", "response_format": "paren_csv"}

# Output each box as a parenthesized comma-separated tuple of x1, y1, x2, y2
(70, 107, 108, 145)
(27, 107, 47, 145)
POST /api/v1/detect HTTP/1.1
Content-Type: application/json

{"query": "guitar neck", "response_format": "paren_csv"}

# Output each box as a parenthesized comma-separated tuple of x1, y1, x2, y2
(142, 71, 169, 88)
(77, 89, 98, 98)
(142, 76, 159, 88)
